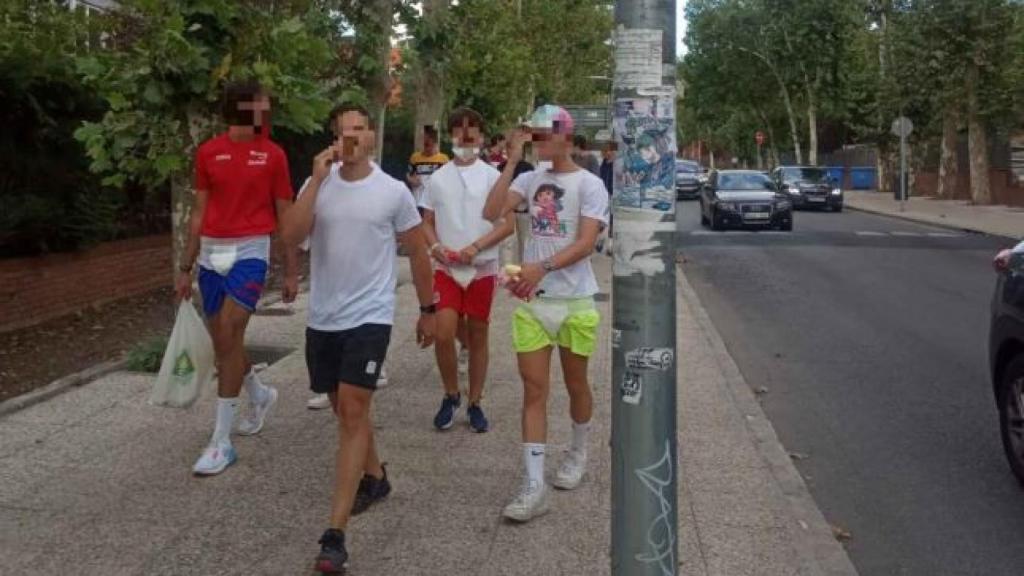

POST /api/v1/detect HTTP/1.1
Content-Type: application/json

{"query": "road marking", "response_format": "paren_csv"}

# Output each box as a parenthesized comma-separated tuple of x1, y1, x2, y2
(689, 230, 714, 236)
(855, 231, 887, 237)
(891, 231, 922, 237)
(926, 232, 961, 238)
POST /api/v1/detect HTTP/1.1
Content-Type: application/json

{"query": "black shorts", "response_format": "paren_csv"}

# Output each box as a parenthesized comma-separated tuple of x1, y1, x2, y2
(306, 324, 392, 393)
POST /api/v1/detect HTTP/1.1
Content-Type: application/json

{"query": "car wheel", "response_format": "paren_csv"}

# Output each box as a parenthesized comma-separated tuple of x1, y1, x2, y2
(834, 204, 843, 213)
(779, 219, 793, 232)
(999, 355, 1024, 487)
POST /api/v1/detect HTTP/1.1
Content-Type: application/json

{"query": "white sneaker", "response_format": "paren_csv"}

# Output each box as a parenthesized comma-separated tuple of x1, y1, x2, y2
(307, 393, 332, 410)
(377, 367, 389, 388)
(553, 450, 587, 490)
(502, 480, 550, 522)
(237, 385, 278, 436)
(192, 444, 237, 476)
(458, 348, 469, 375)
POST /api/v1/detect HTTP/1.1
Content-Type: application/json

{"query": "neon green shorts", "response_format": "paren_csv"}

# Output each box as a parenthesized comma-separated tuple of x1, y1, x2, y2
(512, 298, 601, 357)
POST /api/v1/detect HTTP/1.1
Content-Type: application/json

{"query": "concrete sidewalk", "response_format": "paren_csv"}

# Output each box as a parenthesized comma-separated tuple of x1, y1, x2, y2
(0, 256, 856, 575)
(845, 190, 1023, 241)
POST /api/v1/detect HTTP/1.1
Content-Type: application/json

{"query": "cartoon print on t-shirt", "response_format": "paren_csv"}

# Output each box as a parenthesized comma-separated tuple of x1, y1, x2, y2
(531, 183, 567, 237)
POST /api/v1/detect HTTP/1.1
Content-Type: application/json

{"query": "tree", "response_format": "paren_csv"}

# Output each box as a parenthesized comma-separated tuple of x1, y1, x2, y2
(74, 0, 376, 274)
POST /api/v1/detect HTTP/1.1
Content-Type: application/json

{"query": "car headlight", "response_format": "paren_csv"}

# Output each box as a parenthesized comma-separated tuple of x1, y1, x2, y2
(831, 188, 842, 196)
(786, 185, 800, 194)
(718, 202, 738, 211)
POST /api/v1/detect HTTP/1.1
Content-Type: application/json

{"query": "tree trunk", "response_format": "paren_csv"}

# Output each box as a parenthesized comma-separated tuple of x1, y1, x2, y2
(805, 78, 818, 166)
(413, 0, 447, 152)
(171, 109, 216, 278)
(937, 104, 959, 199)
(966, 62, 991, 204)
(774, 71, 802, 164)
(368, 0, 393, 163)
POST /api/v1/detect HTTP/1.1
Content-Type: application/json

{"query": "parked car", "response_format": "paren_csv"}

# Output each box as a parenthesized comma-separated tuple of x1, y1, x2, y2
(700, 170, 793, 231)
(990, 241, 1024, 485)
(676, 159, 702, 201)
(771, 166, 843, 212)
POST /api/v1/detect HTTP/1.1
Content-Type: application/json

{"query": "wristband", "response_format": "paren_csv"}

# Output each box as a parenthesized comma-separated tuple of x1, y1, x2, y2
(429, 242, 441, 253)
(419, 304, 437, 314)
(179, 263, 194, 274)
(471, 241, 482, 252)
(542, 258, 557, 272)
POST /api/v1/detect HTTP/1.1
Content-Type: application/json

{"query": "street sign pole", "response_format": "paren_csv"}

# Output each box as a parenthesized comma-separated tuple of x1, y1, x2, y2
(892, 116, 913, 213)
(611, 1, 678, 576)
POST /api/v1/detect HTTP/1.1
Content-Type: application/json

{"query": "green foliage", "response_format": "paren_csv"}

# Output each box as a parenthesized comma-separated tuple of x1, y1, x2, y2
(409, 0, 614, 132)
(681, 0, 1024, 166)
(74, 0, 352, 193)
(0, 0, 122, 256)
(126, 337, 168, 373)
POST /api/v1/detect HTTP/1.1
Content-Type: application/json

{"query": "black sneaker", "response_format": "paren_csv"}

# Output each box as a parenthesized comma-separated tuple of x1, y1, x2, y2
(468, 403, 489, 433)
(352, 464, 391, 516)
(315, 529, 348, 575)
(433, 393, 461, 430)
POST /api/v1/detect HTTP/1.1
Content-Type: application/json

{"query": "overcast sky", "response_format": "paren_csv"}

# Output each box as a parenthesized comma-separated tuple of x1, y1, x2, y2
(677, 0, 688, 57)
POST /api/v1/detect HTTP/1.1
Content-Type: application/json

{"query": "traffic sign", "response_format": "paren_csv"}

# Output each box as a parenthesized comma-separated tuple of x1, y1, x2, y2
(891, 116, 914, 138)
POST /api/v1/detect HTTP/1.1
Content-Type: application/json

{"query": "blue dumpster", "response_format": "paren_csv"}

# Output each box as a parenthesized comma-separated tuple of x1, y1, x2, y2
(825, 166, 845, 188)
(849, 166, 877, 190)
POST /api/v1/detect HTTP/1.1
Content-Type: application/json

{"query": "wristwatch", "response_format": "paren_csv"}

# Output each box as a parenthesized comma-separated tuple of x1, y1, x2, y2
(542, 258, 556, 272)
(419, 304, 437, 314)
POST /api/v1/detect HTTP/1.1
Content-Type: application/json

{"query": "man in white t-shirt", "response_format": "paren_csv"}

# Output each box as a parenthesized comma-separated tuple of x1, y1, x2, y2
(280, 104, 436, 574)
(420, 107, 515, 433)
(482, 105, 608, 522)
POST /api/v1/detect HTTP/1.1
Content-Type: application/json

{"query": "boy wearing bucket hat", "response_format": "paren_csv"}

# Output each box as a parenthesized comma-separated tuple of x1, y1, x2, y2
(482, 105, 609, 522)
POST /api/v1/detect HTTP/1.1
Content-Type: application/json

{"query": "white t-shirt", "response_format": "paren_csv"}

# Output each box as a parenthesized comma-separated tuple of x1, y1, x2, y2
(300, 163, 422, 331)
(510, 168, 609, 298)
(420, 159, 501, 279)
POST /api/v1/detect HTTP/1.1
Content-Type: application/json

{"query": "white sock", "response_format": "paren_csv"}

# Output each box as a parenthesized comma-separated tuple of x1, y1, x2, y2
(571, 420, 591, 455)
(211, 397, 240, 448)
(523, 443, 546, 489)
(244, 368, 267, 403)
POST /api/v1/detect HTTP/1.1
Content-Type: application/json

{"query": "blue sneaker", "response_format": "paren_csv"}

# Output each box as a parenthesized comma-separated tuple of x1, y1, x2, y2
(468, 403, 489, 433)
(315, 529, 348, 574)
(433, 393, 461, 430)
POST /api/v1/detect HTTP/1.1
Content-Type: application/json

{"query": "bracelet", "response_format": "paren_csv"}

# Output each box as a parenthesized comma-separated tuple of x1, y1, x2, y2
(179, 263, 194, 273)
(429, 242, 441, 253)
(419, 303, 437, 314)
(471, 241, 482, 252)
(542, 258, 557, 272)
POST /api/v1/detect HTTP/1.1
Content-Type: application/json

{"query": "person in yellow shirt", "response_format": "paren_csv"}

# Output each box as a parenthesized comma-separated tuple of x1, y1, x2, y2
(407, 126, 449, 209)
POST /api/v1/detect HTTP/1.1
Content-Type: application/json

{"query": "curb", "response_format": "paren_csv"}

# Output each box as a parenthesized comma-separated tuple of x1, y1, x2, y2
(677, 264, 860, 576)
(0, 357, 127, 419)
(844, 201, 1017, 241)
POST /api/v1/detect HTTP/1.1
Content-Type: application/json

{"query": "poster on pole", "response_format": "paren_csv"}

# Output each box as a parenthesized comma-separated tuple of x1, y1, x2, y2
(613, 94, 677, 213)
(614, 28, 663, 90)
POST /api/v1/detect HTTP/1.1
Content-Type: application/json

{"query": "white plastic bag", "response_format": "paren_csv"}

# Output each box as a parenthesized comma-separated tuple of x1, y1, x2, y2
(149, 300, 215, 408)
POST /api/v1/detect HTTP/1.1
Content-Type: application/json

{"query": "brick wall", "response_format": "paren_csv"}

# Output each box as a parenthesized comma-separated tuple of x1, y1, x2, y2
(0, 235, 171, 333)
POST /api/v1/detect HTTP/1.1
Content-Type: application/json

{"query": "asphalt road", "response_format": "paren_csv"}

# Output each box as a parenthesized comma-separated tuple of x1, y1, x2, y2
(675, 200, 1024, 576)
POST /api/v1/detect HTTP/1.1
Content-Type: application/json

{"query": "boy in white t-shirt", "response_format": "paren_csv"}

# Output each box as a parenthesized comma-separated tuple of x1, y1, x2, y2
(420, 107, 515, 433)
(482, 105, 609, 522)
(280, 104, 437, 574)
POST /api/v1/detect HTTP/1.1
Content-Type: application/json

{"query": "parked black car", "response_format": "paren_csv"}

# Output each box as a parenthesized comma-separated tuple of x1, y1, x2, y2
(991, 242, 1024, 485)
(699, 170, 793, 231)
(771, 166, 843, 212)
(676, 159, 702, 201)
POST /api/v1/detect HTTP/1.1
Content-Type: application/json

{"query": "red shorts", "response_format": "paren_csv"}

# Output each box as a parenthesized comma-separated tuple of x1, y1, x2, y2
(434, 270, 498, 323)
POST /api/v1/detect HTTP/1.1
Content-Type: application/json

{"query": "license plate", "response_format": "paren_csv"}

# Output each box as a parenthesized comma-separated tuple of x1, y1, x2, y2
(807, 196, 826, 203)
(744, 212, 770, 220)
